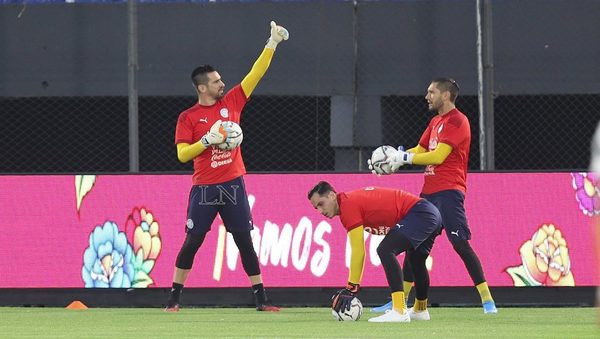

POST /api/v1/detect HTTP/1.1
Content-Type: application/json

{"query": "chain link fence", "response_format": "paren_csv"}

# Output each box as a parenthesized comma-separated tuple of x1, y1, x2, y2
(0, 97, 129, 173)
(137, 95, 334, 173)
(1, 0, 598, 173)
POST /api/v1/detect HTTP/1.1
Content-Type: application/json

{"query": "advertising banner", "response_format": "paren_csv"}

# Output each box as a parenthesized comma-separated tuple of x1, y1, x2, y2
(0, 172, 597, 288)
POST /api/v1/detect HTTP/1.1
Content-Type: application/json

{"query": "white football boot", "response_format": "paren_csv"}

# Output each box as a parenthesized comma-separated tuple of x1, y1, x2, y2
(408, 307, 430, 321)
(368, 309, 410, 323)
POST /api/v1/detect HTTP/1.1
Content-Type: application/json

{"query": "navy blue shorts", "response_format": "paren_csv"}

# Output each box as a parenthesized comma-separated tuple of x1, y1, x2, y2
(394, 199, 442, 255)
(185, 176, 253, 235)
(421, 189, 471, 242)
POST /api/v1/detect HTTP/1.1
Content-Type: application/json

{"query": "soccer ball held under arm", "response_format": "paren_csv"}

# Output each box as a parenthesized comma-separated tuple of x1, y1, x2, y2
(368, 145, 398, 175)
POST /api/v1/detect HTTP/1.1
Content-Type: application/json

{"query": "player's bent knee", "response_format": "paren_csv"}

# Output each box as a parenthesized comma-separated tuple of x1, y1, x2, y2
(376, 242, 393, 258)
(176, 233, 206, 269)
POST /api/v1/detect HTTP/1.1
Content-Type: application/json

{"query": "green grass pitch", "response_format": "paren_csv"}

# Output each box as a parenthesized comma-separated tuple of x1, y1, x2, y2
(0, 307, 598, 338)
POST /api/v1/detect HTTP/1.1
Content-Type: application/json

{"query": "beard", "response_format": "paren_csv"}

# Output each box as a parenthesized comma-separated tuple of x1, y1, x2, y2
(207, 92, 224, 101)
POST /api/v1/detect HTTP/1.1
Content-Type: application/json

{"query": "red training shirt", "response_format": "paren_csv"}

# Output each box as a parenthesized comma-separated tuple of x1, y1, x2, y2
(175, 85, 247, 185)
(337, 187, 421, 235)
(418, 108, 471, 194)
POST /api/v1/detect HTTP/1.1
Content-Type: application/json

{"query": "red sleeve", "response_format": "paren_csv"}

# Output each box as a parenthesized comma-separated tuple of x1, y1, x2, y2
(338, 196, 363, 232)
(175, 112, 194, 144)
(438, 114, 468, 149)
(418, 121, 433, 149)
(225, 85, 249, 118)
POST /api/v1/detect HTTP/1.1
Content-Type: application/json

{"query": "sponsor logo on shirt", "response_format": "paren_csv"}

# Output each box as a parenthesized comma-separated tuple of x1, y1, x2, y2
(210, 148, 233, 168)
(424, 164, 436, 176)
(363, 225, 389, 235)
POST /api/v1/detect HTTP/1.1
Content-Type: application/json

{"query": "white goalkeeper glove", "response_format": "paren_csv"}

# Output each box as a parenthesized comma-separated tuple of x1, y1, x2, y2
(366, 159, 383, 176)
(266, 20, 289, 50)
(200, 120, 227, 148)
(388, 147, 415, 172)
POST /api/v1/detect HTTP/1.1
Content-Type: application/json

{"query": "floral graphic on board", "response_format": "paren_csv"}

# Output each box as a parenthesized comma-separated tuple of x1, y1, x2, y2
(75, 175, 96, 213)
(82, 221, 135, 288)
(505, 224, 574, 286)
(81, 207, 162, 288)
(571, 172, 600, 216)
(125, 207, 162, 287)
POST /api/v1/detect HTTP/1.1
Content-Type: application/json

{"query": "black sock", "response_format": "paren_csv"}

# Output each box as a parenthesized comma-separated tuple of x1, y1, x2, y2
(169, 282, 184, 304)
(252, 283, 267, 305)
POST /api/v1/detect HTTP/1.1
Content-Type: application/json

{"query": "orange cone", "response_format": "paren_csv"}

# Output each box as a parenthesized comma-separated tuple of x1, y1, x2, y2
(66, 300, 88, 310)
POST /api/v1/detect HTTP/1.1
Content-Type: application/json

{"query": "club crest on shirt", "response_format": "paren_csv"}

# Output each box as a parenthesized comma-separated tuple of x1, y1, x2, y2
(220, 108, 229, 118)
(429, 138, 438, 151)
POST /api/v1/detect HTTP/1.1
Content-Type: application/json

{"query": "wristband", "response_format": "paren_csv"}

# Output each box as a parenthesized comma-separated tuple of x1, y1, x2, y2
(346, 282, 360, 293)
(200, 135, 211, 148)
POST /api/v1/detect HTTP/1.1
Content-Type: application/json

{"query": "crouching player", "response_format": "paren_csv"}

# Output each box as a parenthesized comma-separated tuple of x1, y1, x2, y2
(307, 181, 442, 322)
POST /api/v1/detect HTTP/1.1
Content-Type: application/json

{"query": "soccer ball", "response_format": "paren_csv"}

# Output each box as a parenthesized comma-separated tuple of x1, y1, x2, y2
(369, 145, 398, 175)
(331, 297, 363, 321)
(217, 121, 243, 151)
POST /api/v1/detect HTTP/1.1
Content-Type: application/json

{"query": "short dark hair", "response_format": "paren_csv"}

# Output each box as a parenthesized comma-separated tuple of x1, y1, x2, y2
(307, 181, 336, 200)
(191, 65, 216, 87)
(432, 77, 460, 102)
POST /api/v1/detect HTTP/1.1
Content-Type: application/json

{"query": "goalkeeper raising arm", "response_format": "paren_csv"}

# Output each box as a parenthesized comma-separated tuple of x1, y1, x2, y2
(307, 181, 442, 323)
(166, 21, 289, 313)
(176, 21, 289, 163)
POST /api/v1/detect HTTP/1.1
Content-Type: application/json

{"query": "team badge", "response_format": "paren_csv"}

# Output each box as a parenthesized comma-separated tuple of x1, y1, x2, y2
(186, 219, 194, 229)
(220, 108, 229, 118)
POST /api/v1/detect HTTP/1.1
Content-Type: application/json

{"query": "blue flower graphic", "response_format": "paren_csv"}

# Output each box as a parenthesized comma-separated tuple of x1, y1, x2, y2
(82, 221, 135, 288)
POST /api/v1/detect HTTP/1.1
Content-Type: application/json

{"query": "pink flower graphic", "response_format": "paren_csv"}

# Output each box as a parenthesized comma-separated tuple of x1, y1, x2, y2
(571, 172, 600, 216)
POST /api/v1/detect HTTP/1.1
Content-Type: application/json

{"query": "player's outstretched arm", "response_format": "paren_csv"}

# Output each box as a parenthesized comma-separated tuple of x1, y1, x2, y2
(388, 143, 452, 172)
(240, 21, 289, 98)
(406, 144, 427, 154)
(411, 143, 452, 165)
(331, 226, 364, 313)
(347, 226, 366, 285)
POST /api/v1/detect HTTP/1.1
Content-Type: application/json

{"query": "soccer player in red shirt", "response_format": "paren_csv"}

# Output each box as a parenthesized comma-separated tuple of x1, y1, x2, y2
(308, 181, 442, 322)
(165, 21, 289, 312)
(369, 78, 497, 314)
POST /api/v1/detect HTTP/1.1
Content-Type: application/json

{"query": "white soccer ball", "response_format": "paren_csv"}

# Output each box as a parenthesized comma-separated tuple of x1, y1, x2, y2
(331, 297, 363, 321)
(217, 121, 243, 151)
(370, 145, 398, 175)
